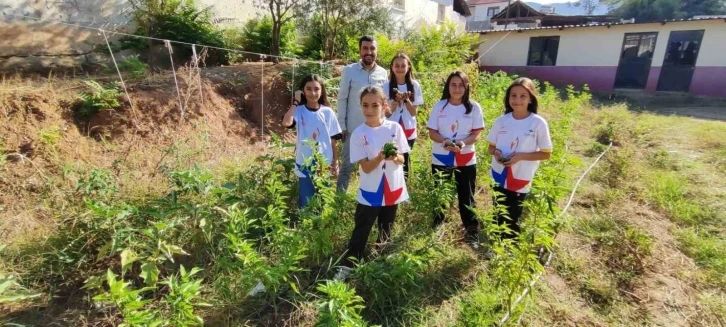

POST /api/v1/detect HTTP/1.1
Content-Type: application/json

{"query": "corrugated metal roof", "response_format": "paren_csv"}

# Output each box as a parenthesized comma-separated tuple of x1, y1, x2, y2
(472, 16, 726, 34)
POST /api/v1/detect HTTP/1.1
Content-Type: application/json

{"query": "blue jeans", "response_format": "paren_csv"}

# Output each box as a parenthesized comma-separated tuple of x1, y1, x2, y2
(298, 176, 316, 208)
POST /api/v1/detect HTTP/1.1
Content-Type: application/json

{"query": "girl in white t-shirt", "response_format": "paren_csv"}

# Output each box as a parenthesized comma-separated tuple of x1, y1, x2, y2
(486, 77, 553, 240)
(426, 71, 485, 248)
(382, 52, 424, 180)
(282, 75, 343, 208)
(335, 85, 410, 280)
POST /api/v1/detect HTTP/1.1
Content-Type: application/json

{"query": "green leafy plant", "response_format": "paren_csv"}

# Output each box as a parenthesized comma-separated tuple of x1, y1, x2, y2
(121, 0, 227, 65)
(75, 80, 123, 119)
(315, 280, 373, 327)
(0, 273, 42, 304)
(77, 168, 118, 199)
(382, 142, 397, 158)
(117, 57, 149, 80)
(241, 15, 302, 57)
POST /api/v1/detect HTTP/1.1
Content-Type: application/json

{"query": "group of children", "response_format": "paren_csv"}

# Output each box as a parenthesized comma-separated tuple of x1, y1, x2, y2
(282, 53, 553, 280)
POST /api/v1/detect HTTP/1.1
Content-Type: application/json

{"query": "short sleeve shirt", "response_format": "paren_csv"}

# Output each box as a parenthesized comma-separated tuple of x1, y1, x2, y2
(291, 105, 342, 178)
(426, 100, 485, 167)
(486, 113, 553, 193)
(383, 80, 424, 140)
(350, 120, 410, 206)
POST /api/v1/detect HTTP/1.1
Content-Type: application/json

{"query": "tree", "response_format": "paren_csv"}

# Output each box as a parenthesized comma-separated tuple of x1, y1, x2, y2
(308, 0, 392, 60)
(570, 0, 601, 14)
(681, 0, 726, 17)
(608, 0, 726, 22)
(253, 0, 304, 59)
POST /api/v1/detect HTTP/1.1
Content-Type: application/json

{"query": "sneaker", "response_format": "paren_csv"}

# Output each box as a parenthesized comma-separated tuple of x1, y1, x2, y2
(434, 222, 446, 240)
(537, 247, 551, 266)
(466, 234, 480, 250)
(248, 280, 266, 296)
(333, 267, 352, 281)
(373, 240, 393, 254)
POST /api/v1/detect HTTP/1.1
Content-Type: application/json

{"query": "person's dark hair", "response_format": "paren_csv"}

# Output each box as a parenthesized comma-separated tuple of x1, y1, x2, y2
(504, 77, 539, 114)
(440, 71, 473, 114)
(358, 35, 376, 49)
(388, 52, 416, 100)
(298, 74, 330, 106)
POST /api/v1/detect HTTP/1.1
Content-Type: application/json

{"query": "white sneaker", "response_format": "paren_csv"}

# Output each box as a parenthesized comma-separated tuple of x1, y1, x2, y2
(248, 280, 266, 296)
(333, 267, 352, 281)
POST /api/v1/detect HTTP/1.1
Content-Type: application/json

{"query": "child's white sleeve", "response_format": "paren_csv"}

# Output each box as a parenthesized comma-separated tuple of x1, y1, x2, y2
(326, 109, 342, 137)
(349, 131, 367, 163)
(395, 124, 410, 154)
(413, 81, 424, 106)
(537, 119, 553, 152)
(426, 102, 438, 131)
(471, 103, 485, 132)
(486, 118, 499, 146)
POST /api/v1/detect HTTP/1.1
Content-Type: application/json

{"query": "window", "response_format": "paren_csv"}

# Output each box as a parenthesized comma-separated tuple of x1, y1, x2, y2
(437, 4, 446, 23)
(527, 36, 560, 66)
(393, 0, 405, 11)
(487, 7, 500, 17)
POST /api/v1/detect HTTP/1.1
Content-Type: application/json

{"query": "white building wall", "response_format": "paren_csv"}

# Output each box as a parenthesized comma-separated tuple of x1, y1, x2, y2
(477, 20, 726, 68)
(0, 0, 264, 57)
(389, 0, 467, 31)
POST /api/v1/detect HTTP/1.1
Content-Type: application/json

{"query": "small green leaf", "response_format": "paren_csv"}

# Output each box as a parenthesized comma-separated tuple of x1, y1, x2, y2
(96, 241, 113, 262)
(120, 249, 139, 276)
(82, 275, 105, 290)
(140, 263, 160, 286)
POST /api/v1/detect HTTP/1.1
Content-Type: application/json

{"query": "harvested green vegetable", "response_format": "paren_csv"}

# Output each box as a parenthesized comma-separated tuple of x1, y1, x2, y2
(383, 142, 397, 158)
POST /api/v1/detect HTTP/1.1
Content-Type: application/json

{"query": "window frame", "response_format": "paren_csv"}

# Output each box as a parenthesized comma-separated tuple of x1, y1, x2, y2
(486, 6, 500, 17)
(526, 36, 561, 66)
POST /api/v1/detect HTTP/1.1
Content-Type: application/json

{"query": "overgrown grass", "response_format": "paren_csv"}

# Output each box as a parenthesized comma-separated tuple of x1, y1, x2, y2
(525, 104, 726, 325)
(0, 68, 671, 327)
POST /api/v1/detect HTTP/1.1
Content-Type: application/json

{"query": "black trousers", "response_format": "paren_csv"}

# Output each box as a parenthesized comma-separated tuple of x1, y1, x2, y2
(343, 203, 398, 267)
(492, 186, 528, 239)
(402, 139, 415, 181)
(432, 164, 479, 233)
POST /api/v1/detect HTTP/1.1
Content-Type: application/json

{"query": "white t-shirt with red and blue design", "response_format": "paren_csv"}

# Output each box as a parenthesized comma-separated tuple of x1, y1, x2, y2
(383, 81, 424, 140)
(350, 120, 410, 206)
(290, 105, 342, 178)
(487, 112, 553, 193)
(426, 99, 485, 167)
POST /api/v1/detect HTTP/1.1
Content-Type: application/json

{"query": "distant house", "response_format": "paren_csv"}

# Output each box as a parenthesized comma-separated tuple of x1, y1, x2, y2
(388, 0, 472, 31)
(467, 0, 618, 31)
(466, 0, 510, 31)
(475, 17, 726, 98)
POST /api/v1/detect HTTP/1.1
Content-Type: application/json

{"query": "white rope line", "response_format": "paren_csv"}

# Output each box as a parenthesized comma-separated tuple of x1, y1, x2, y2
(498, 142, 613, 326)
(101, 29, 138, 123)
(165, 40, 185, 119)
(192, 44, 205, 111)
(3, 13, 323, 64)
(474, 31, 512, 64)
(260, 56, 266, 139)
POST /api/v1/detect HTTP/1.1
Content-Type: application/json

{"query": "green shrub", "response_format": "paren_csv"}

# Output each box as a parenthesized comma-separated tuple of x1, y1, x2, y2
(75, 80, 123, 119)
(242, 15, 301, 57)
(117, 57, 149, 80)
(315, 280, 373, 327)
(120, 0, 227, 65)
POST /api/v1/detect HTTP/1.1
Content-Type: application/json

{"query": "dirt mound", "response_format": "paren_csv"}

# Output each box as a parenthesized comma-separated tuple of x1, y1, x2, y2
(0, 68, 267, 242)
